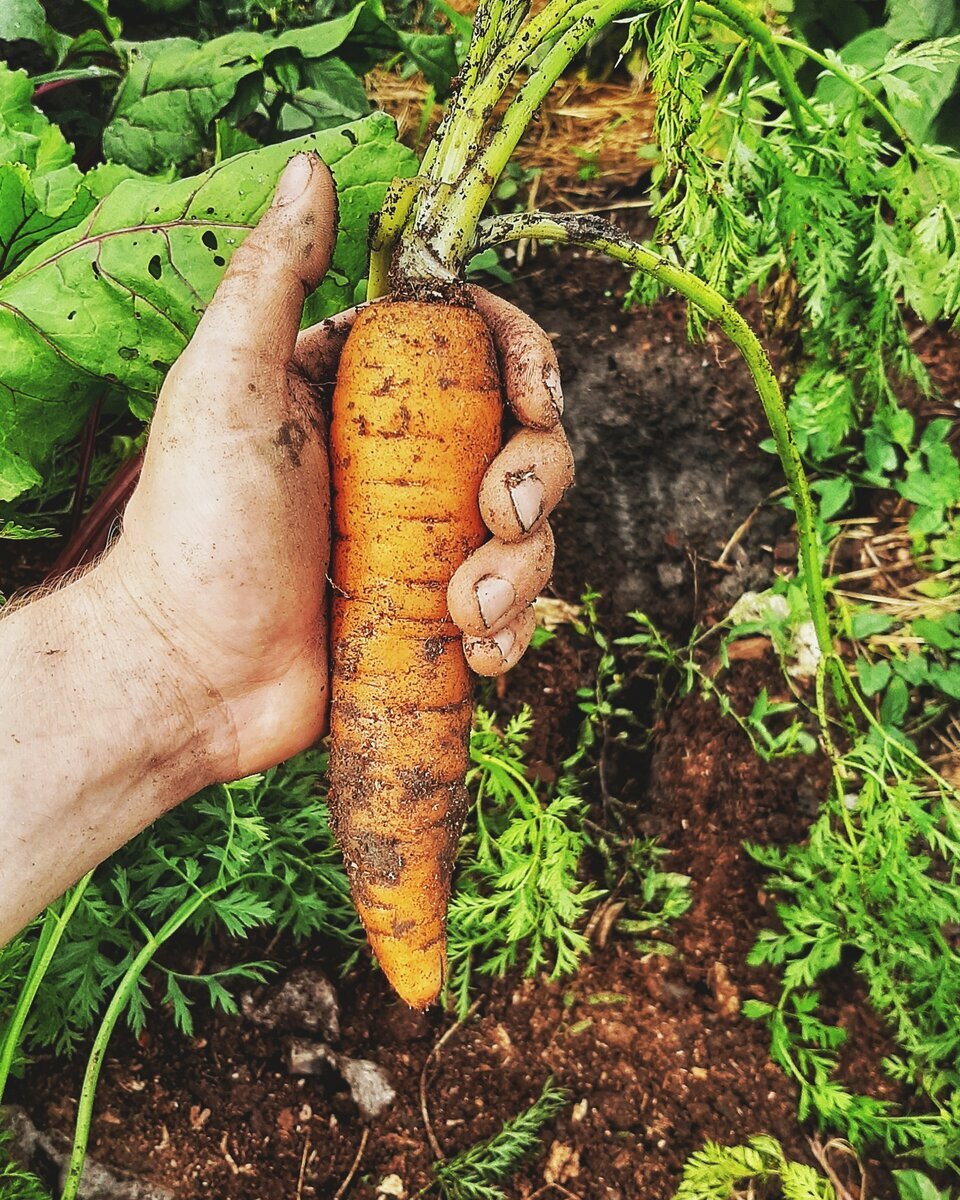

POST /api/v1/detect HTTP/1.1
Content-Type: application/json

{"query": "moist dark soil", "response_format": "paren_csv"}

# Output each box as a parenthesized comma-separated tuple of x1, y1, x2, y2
(6, 251, 955, 1200)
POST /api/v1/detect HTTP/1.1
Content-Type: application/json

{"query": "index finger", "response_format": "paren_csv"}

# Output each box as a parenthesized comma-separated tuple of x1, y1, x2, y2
(467, 286, 563, 430)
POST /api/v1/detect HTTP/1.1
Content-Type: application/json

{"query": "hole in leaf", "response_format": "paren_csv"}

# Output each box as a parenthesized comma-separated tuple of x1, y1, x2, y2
(67, 310, 76, 320)
(148, 255, 162, 280)
(213, 254, 225, 267)
(202, 231, 218, 251)
(341, 128, 358, 146)
(91, 261, 101, 279)
(118, 346, 139, 360)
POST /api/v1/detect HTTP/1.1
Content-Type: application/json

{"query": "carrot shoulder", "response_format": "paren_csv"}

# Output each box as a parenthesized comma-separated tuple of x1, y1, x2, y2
(328, 299, 503, 1009)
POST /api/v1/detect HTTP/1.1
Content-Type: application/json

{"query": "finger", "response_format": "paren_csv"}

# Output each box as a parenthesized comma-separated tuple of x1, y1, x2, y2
(479, 426, 574, 542)
(463, 606, 538, 676)
(467, 285, 563, 430)
(293, 304, 363, 387)
(183, 152, 337, 372)
(447, 523, 554, 638)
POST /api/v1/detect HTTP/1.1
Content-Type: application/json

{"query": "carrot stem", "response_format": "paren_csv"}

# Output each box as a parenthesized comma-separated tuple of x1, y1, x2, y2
(477, 210, 845, 709)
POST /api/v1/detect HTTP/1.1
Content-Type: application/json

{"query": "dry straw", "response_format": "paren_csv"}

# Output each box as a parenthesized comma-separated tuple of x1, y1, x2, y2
(368, 70, 657, 210)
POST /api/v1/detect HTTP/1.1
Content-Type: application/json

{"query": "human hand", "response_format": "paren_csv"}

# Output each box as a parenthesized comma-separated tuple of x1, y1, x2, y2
(103, 152, 574, 783)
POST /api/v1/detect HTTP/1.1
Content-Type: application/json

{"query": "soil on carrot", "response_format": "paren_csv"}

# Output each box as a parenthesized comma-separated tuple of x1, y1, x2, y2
(8, 251, 953, 1200)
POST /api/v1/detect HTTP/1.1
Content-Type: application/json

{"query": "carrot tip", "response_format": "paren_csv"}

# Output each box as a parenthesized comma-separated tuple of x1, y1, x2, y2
(371, 933, 446, 1011)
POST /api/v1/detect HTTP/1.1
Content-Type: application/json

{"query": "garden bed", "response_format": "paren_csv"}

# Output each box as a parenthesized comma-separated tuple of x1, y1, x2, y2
(6, 249, 951, 1199)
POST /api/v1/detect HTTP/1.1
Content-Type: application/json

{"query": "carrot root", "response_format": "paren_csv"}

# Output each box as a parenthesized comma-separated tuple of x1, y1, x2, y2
(328, 299, 502, 1009)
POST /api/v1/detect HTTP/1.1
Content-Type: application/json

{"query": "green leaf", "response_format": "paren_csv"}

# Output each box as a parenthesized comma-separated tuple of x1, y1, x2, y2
(912, 617, 960, 651)
(850, 609, 895, 639)
(104, 34, 266, 174)
(812, 476, 853, 521)
(0, 116, 417, 502)
(104, 1, 453, 174)
(894, 652, 928, 686)
(928, 663, 960, 700)
(886, 0, 956, 40)
(893, 1169, 952, 1200)
(856, 657, 892, 695)
(0, 0, 69, 58)
(0, 65, 95, 277)
(880, 675, 910, 726)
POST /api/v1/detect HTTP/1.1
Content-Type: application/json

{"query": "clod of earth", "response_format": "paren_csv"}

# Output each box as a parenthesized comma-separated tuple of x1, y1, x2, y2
(285, 1038, 397, 1120)
(240, 966, 340, 1040)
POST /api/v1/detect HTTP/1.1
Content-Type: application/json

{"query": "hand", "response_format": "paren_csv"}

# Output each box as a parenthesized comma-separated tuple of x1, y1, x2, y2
(104, 151, 574, 782)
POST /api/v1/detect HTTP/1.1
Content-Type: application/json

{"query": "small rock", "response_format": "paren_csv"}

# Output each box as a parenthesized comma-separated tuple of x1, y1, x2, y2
(708, 962, 741, 1018)
(286, 1039, 396, 1120)
(1, 1106, 174, 1200)
(377, 1174, 405, 1198)
(596, 1019, 635, 1050)
(241, 967, 340, 1039)
(543, 1141, 580, 1185)
(657, 562, 685, 590)
(337, 1056, 397, 1121)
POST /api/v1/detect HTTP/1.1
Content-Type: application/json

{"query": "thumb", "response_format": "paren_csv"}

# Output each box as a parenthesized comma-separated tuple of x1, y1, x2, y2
(185, 152, 337, 369)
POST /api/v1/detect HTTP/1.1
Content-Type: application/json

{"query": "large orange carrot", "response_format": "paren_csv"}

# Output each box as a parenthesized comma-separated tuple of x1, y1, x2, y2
(328, 299, 502, 1010)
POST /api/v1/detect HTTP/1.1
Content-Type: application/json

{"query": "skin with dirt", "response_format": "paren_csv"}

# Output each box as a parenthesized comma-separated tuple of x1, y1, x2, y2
(6, 253, 939, 1199)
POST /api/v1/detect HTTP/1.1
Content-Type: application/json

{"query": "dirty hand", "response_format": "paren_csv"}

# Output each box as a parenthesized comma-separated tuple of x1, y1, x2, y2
(105, 152, 574, 782)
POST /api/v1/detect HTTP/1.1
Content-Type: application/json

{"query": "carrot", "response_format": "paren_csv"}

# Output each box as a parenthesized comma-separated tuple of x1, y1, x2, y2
(328, 298, 502, 1010)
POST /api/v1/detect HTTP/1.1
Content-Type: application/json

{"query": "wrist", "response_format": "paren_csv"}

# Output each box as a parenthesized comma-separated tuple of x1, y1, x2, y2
(78, 548, 237, 792)
(0, 559, 228, 943)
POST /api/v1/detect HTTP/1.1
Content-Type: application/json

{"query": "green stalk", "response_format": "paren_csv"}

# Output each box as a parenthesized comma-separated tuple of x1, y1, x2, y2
(676, 0, 695, 44)
(476, 211, 842, 699)
(774, 34, 919, 154)
(0, 873, 93, 1105)
(60, 887, 213, 1200)
(367, 177, 423, 301)
(694, 0, 816, 134)
(398, 0, 644, 282)
(425, 0, 595, 201)
(702, 33, 747, 128)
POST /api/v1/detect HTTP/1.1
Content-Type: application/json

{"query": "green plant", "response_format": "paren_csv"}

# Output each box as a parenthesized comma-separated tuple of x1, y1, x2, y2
(618, 594, 819, 764)
(895, 1169, 955, 1200)
(0, 1136, 48, 1200)
(744, 711, 960, 1167)
(629, 0, 960, 537)
(0, 105, 414, 511)
(423, 1076, 567, 1200)
(445, 706, 604, 1017)
(673, 1135, 835, 1200)
(104, 0, 457, 173)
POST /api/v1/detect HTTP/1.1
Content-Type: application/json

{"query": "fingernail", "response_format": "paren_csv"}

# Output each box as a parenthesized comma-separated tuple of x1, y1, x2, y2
(493, 627, 515, 658)
(475, 575, 515, 627)
(509, 474, 545, 533)
(542, 363, 563, 416)
(274, 153, 313, 207)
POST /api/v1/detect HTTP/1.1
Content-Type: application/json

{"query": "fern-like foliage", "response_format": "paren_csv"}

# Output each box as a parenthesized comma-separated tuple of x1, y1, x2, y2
(674, 1135, 835, 1200)
(21, 749, 361, 1054)
(635, 6, 960, 494)
(745, 734, 960, 1167)
(446, 708, 604, 1017)
(0, 1135, 49, 1200)
(432, 1077, 567, 1200)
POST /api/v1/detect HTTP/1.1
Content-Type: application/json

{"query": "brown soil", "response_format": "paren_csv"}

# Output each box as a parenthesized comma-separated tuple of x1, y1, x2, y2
(8, 251, 956, 1200)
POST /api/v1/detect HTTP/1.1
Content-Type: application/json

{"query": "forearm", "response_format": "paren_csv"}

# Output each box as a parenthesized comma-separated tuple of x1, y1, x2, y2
(0, 557, 226, 944)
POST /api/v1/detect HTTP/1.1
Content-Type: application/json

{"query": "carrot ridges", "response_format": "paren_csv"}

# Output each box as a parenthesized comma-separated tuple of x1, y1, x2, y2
(328, 299, 503, 1009)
